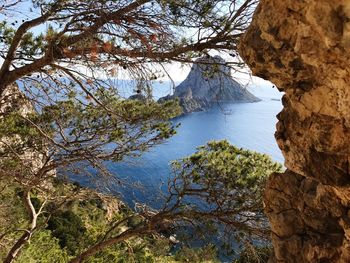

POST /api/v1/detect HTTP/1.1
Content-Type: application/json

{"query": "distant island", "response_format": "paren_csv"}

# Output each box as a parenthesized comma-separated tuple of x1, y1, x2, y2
(159, 55, 260, 113)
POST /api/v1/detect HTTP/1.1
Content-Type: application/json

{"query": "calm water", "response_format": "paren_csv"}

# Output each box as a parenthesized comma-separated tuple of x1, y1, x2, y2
(68, 82, 284, 260)
(89, 84, 285, 208)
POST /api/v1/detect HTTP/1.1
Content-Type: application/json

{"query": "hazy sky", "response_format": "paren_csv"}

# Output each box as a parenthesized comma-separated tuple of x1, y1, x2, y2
(0, 1, 276, 91)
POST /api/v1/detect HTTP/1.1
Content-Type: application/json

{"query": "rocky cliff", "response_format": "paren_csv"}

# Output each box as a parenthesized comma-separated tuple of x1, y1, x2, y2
(160, 55, 260, 113)
(0, 84, 54, 179)
(239, 0, 350, 262)
(0, 84, 32, 117)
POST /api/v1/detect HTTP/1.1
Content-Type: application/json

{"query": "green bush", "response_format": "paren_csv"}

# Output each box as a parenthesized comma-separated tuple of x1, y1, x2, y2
(233, 246, 272, 263)
(47, 210, 87, 255)
(174, 245, 219, 263)
(17, 230, 69, 263)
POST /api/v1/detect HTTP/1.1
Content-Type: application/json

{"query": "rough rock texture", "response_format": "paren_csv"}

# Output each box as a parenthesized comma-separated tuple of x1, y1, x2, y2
(160, 55, 260, 113)
(239, 0, 350, 262)
(0, 84, 54, 178)
(0, 84, 32, 116)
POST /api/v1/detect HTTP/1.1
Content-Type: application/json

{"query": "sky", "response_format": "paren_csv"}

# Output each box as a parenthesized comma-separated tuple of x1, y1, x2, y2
(0, 0, 277, 92)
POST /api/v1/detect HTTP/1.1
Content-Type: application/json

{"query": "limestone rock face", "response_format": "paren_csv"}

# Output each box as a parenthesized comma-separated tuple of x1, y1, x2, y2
(0, 84, 32, 116)
(0, 84, 54, 180)
(160, 55, 260, 113)
(239, 0, 350, 262)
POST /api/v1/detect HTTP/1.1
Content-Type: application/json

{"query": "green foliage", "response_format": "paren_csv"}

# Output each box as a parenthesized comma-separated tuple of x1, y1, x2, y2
(0, 21, 15, 46)
(167, 140, 282, 246)
(0, 1, 266, 262)
(0, 179, 176, 262)
(0, 91, 181, 181)
(85, 240, 166, 263)
(174, 245, 219, 263)
(47, 210, 87, 255)
(0, 169, 275, 263)
(0, 183, 28, 259)
(0, 0, 254, 87)
(127, 215, 144, 228)
(233, 246, 272, 263)
(181, 140, 282, 187)
(16, 230, 69, 263)
(0, 21, 45, 61)
(171, 140, 282, 204)
(0, 112, 41, 139)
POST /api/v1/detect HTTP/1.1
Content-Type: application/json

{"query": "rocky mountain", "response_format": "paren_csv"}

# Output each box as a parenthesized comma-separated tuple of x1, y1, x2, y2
(159, 55, 260, 113)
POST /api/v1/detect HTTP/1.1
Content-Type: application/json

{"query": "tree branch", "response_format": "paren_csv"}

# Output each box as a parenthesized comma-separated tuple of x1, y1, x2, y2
(4, 190, 38, 263)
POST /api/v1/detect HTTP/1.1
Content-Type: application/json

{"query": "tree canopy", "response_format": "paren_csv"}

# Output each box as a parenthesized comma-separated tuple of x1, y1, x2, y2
(0, 1, 274, 262)
(0, 0, 257, 96)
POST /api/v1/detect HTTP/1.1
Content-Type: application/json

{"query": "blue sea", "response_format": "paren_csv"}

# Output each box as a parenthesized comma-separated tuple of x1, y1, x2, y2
(74, 82, 285, 208)
(67, 81, 284, 260)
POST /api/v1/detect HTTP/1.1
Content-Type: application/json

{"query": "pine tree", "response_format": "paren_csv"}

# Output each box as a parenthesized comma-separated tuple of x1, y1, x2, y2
(0, 1, 262, 262)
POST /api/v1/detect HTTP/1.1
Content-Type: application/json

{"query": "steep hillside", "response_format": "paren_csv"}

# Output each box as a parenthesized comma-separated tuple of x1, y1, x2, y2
(160, 56, 260, 113)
